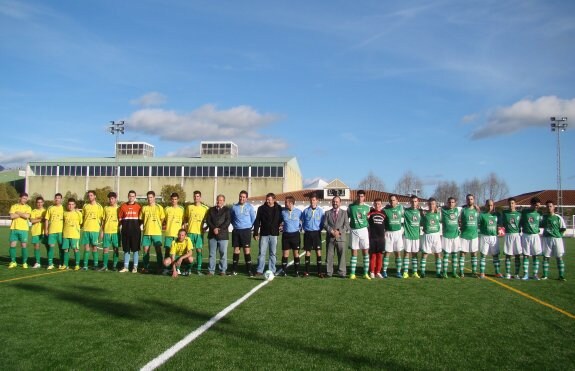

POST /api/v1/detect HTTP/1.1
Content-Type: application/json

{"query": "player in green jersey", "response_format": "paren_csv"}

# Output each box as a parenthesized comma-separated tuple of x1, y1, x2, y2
(420, 198, 443, 278)
(541, 201, 566, 281)
(478, 200, 501, 279)
(402, 195, 422, 278)
(383, 195, 404, 278)
(8, 192, 32, 268)
(520, 197, 542, 280)
(501, 198, 522, 279)
(441, 197, 461, 278)
(459, 194, 480, 278)
(347, 190, 371, 280)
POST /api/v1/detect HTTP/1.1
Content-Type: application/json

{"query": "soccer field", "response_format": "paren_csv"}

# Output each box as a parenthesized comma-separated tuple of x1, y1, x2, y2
(1, 227, 574, 370)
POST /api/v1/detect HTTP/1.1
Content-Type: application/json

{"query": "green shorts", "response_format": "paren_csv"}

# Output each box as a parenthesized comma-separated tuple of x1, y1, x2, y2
(164, 236, 176, 249)
(9, 230, 28, 243)
(102, 233, 120, 249)
(81, 232, 100, 246)
(142, 235, 163, 248)
(31, 234, 48, 245)
(48, 233, 63, 246)
(188, 233, 203, 249)
(62, 238, 79, 250)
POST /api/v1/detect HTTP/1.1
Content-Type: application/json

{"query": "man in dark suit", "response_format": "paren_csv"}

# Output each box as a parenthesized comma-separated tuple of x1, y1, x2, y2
(324, 196, 350, 277)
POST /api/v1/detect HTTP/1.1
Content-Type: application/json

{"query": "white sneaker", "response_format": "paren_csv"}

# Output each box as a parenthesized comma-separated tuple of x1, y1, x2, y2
(119, 267, 129, 273)
(514, 274, 521, 280)
(32, 263, 41, 269)
(369, 272, 375, 279)
(376, 273, 384, 279)
(505, 274, 511, 279)
(177, 268, 182, 276)
(132, 268, 138, 273)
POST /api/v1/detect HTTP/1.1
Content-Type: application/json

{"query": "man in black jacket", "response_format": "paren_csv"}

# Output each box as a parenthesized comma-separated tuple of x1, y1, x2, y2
(206, 194, 231, 276)
(253, 193, 283, 276)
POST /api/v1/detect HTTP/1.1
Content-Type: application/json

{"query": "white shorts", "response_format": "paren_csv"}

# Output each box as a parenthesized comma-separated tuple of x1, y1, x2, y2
(385, 230, 404, 252)
(479, 235, 499, 256)
(403, 238, 420, 253)
(460, 238, 478, 253)
(542, 237, 564, 258)
(350, 228, 369, 251)
(421, 233, 442, 254)
(442, 237, 460, 254)
(521, 234, 542, 256)
(504, 233, 522, 256)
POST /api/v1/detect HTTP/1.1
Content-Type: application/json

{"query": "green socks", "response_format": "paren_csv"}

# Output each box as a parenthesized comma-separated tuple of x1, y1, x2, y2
(350, 256, 357, 275)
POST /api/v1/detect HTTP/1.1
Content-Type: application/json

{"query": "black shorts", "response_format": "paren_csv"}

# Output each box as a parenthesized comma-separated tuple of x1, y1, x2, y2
(121, 230, 141, 253)
(369, 238, 385, 254)
(282, 232, 301, 251)
(303, 231, 322, 251)
(232, 228, 252, 247)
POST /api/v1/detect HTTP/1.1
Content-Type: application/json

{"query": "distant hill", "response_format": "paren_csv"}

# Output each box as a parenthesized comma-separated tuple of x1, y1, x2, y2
(0, 165, 4, 172)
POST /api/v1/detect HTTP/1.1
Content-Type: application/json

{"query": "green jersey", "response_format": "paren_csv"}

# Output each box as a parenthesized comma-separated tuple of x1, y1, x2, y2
(422, 210, 441, 234)
(460, 206, 479, 240)
(441, 207, 460, 239)
(520, 208, 542, 235)
(383, 205, 404, 232)
(479, 212, 499, 236)
(542, 214, 566, 238)
(501, 210, 521, 234)
(347, 203, 370, 229)
(403, 207, 422, 240)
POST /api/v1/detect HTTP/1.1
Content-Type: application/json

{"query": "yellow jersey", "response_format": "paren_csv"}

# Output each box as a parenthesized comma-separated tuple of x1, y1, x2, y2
(164, 205, 184, 238)
(169, 237, 193, 256)
(30, 208, 46, 236)
(9, 203, 32, 231)
(45, 205, 64, 234)
(140, 204, 165, 236)
(63, 210, 83, 239)
(103, 205, 119, 234)
(82, 202, 104, 232)
(185, 203, 209, 234)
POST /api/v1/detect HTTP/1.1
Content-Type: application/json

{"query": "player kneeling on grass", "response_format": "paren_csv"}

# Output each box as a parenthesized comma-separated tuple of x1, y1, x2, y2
(478, 199, 501, 279)
(164, 229, 194, 278)
(541, 201, 566, 281)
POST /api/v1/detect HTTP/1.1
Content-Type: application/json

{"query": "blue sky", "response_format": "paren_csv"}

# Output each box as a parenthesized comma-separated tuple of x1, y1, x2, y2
(1, 0, 574, 196)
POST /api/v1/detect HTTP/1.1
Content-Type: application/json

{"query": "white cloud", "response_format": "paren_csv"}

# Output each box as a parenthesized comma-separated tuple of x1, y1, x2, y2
(127, 104, 280, 142)
(471, 96, 575, 140)
(0, 150, 40, 166)
(461, 114, 478, 124)
(130, 92, 167, 107)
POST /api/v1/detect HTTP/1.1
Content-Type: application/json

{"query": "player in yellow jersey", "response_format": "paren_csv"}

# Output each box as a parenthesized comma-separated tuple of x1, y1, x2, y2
(100, 192, 120, 271)
(45, 193, 64, 269)
(61, 198, 83, 270)
(140, 190, 165, 273)
(8, 192, 32, 268)
(163, 229, 194, 278)
(163, 193, 184, 267)
(30, 196, 47, 268)
(81, 190, 104, 270)
(184, 190, 209, 275)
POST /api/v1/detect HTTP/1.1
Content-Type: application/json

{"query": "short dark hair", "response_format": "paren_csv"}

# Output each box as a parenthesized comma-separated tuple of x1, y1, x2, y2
(107, 192, 117, 198)
(35, 196, 44, 202)
(448, 197, 456, 203)
(428, 197, 436, 202)
(87, 190, 96, 196)
(128, 190, 136, 196)
(20, 192, 28, 198)
(545, 200, 554, 205)
(170, 193, 179, 198)
(374, 198, 383, 203)
(193, 190, 201, 196)
(147, 191, 155, 197)
(530, 197, 541, 204)
(357, 190, 366, 196)
(508, 197, 516, 203)
(239, 190, 248, 197)
(67, 198, 76, 203)
(410, 194, 418, 200)
(55, 193, 63, 198)
(285, 196, 295, 204)
(266, 193, 276, 199)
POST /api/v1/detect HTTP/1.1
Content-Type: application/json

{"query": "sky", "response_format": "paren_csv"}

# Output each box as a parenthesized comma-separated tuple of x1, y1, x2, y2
(1, 0, 574, 197)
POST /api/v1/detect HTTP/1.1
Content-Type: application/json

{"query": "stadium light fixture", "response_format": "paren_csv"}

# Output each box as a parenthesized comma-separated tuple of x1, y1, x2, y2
(550, 117, 568, 216)
(109, 120, 126, 194)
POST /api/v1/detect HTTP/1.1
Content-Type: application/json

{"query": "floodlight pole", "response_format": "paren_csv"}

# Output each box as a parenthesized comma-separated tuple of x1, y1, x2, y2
(550, 117, 568, 216)
(412, 189, 420, 197)
(109, 120, 125, 194)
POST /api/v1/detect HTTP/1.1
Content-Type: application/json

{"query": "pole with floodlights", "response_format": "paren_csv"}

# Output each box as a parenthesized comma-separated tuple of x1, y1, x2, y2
(550, 116, 568, 216)
(109, 120, 125, 194)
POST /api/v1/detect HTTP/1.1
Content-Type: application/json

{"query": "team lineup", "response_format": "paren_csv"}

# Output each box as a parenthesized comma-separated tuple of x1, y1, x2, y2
(6, 189, 567, 281)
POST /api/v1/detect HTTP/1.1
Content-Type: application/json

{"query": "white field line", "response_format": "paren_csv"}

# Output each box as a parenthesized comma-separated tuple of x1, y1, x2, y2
(140, 251, 306, 371)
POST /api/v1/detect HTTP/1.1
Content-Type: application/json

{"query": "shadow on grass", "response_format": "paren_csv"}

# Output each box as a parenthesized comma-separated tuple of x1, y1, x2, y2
(12, 282, 223, 325)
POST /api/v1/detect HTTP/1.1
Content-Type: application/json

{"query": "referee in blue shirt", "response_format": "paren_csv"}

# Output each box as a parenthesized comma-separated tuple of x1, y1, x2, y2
(300, 193, 325, 277)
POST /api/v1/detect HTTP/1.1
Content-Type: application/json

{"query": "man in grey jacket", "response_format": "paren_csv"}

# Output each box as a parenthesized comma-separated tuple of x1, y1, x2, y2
(206, 194, 231, 275)
(324, 196, 350, 278)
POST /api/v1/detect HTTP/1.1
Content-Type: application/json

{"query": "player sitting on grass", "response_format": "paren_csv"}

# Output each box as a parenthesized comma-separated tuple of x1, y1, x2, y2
(163, 229, 194, 278)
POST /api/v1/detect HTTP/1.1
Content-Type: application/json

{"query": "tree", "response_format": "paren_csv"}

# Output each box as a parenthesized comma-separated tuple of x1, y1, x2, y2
(86, 186, 114, 205)
(357, 171, 385, 192)
(160, 184, 186, 204)
(63, 190, 79, 202)
(482, 172, 509, 203)
(394, 171, 424, 197)
(460, 177, 485, 204)
(432, 181, 460, 204)
(0, 183, 19, 200)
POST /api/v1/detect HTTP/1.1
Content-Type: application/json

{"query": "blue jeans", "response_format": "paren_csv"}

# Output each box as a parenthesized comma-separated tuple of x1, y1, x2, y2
(208, 238, 228, 274)
(256, 235, 277, 273)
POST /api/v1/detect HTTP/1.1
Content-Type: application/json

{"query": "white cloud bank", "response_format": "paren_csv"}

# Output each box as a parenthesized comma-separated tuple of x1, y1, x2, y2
(126, 100, 287, 156)
(471, 96, 575, 140)
(0, 151, 40, 167)
(130, 92, 167, 107)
